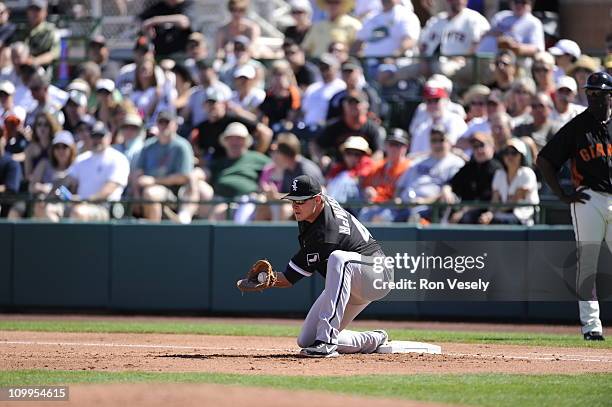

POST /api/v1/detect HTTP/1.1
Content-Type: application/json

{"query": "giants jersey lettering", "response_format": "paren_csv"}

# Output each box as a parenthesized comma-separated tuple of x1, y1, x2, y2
(539, 110, 612, 193)
(285, 196, 381, 283)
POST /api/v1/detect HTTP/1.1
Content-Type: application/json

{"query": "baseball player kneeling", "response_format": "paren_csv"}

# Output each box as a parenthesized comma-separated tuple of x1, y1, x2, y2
(237, 175, 393, 357)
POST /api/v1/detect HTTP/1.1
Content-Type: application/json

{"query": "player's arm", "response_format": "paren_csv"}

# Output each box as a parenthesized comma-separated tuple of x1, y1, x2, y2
(536, 156, 589, 204)
(272, 272, 293, 288)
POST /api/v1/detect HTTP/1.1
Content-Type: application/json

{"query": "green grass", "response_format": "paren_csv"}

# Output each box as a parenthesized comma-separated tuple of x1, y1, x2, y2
(0, 320, 609, 348)
(0, 370, 610, 407)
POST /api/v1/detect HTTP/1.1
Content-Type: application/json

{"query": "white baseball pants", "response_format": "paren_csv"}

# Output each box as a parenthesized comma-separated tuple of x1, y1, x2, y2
(297, 250, 393, 353)
(571, 189, 612, 334)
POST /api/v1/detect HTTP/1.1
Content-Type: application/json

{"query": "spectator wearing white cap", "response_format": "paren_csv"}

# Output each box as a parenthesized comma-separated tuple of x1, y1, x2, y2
(191, 87, 272, 161)
(219, 35, 265, 89)
(531, 51, 556, 97)
(408, 85, 467, 155)
(62, 90, 88, 134)
(283, 0, 312, 45)
(229, 64, 266, 119)
(207, 122, 271, 222)
(551, 75, 586, 125)
(409, 74, 466, 138)
(184, 59, 232, 129)
(325, 135, 375, 204)
(30, 131, 77, 221)
(548, 39, 581, 80)
(63, 122, 130, 221)
(94, 78, 120, 132)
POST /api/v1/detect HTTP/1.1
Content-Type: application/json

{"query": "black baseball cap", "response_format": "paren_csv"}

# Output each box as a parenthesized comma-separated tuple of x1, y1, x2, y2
(386, 128, 409, 145)
(283, 175, 322, 201)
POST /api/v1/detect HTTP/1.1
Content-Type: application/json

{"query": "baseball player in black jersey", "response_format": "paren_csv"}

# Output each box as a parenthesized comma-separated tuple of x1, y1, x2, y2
(537, 71, 612, 341)
(264, 175, 393, 357)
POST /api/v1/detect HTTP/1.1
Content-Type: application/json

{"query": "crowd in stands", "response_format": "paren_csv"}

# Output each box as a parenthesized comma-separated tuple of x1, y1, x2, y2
(0, 0, 611, 224)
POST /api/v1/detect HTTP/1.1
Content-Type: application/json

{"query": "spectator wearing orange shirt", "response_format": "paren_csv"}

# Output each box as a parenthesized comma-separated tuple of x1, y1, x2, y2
(358, 128, 410, 223)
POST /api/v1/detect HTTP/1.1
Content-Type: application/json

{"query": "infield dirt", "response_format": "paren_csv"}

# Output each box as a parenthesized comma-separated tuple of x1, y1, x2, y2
(1, 330, 611, 375)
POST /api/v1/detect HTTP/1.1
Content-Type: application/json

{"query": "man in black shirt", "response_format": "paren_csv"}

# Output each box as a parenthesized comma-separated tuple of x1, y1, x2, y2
(240, 175, 393, 357)
(537, 71, 612, 341)
(190, 88, 272, 162)
(316, 90, 384, 163)
(139, 0, 194, 57)
(448, 132, 503, 224)
(282, 39, 320, 91)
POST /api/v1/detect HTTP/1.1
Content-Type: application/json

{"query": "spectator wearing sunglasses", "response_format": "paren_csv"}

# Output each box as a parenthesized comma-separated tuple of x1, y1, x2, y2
(447, 132, 502, 224)
(485, 49, 517, 93)
(479, 138, 539, 225)
(513, 92, 560, 152)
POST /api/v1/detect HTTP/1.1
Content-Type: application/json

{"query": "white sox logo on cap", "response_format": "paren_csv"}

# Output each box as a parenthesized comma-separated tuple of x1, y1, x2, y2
(292, 179, 298, 191)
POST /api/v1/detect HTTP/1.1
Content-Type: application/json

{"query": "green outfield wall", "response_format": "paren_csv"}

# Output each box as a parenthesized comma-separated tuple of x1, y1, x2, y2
(0, 221, 610, 323)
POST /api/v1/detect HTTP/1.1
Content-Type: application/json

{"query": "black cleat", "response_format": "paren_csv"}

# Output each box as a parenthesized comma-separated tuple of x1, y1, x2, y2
(583, 332, 605, 341)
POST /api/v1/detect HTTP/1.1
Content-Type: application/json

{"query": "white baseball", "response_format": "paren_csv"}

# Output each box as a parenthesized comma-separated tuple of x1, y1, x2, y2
(257, 272, 267, 283)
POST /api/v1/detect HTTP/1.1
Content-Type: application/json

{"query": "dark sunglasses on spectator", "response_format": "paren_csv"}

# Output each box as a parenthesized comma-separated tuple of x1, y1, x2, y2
(53, 144, 69, 150)
(0, 91, 9, 98)
(513, 0, 528, 4)
(234, 45, 246, 52)
(291, 9, 306, 14)
(326, 0, 342, 4)
(230, 7, 246, 13)
(425, 98, 441, 104)
(486, 100, 500, 106)
(156, 118, 170, 126)
(430, 137, 445, 144)
(344, 149, 364, 156)
(470, 141, 485, 149)
(91, 132, 106, 138)
(502, 148, 520, 156)
(470, 100, 486, 106)
(386, 141, 404, 147)
(530, 103, 547, 109)
(533, 66, 550, 73)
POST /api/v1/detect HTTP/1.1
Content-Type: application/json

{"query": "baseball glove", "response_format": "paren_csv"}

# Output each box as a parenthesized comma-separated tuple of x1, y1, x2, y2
(236, 259, 277, 292)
